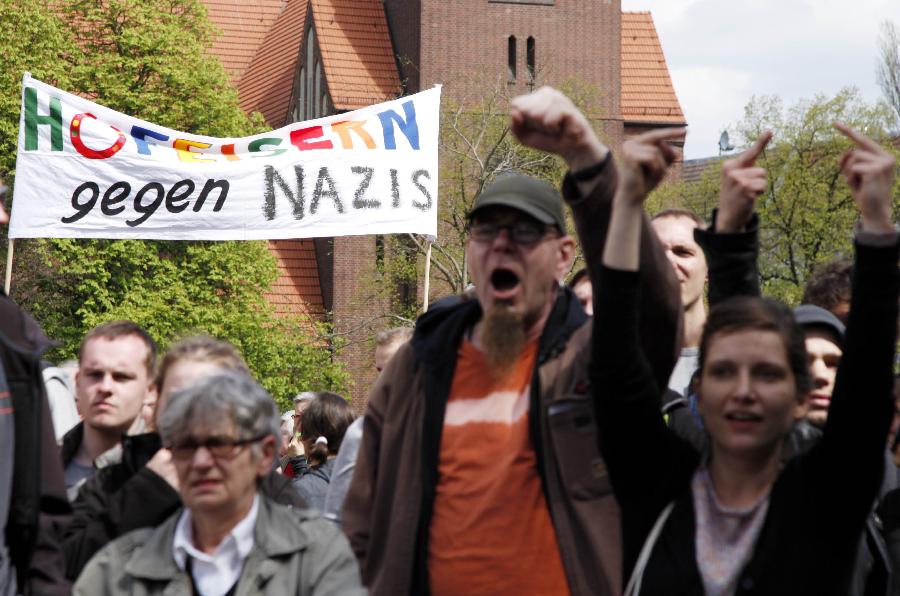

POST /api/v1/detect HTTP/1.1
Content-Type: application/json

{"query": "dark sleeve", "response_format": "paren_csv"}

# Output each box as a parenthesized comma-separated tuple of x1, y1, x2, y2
(693, 209, 761, 304)
(63, 467, 180, 579)
(814, 238, 900, 509)
(563, 163, 683, 394)
(26, 390, 72, 596)
(289, 455, 309, 477)
(592, 265, 700, 568)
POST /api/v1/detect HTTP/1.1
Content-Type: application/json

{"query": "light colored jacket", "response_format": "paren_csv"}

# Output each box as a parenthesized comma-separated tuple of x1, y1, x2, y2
(74, 495, 364, 595)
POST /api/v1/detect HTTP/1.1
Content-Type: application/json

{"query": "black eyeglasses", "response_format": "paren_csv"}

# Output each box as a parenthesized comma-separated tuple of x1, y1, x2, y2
(468, 221, 557, 246)
(168, 434, 268, 461)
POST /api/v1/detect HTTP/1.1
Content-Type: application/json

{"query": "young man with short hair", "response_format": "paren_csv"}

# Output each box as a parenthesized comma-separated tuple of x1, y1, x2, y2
(61, 321, 157, 500)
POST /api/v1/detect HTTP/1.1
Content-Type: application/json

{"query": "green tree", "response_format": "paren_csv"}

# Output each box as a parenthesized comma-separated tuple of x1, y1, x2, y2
(0, 0, 75, 175)
(649, 88, 900, 304)
(0, 0, 347, 409)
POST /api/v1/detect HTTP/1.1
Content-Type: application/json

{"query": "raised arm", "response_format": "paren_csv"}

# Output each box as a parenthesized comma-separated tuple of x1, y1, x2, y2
(694, 131, 771, 304)
(818, 123, 899, 504)
(510, 87, 682, 391)
(592, 131, 700, 566)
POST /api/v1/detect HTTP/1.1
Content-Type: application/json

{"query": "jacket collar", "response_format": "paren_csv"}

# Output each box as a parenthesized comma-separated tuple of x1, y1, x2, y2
(124, 494, 310, 581)
(60, 421, 84, 467)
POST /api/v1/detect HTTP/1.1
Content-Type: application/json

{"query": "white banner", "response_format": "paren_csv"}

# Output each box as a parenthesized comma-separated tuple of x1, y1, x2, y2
(10, 74, 440, 240)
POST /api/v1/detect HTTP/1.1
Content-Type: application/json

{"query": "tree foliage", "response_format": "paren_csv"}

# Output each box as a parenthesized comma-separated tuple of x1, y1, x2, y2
(650, 88, 900, 304)
(0, 0, 346, 409)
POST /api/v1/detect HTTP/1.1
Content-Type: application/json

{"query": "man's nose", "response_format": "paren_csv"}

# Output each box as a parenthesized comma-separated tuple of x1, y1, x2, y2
(664, 250, 679, 270)
(491, 226, 515, 250)
(810, 359, 829, 385)
(98, 373, 115, 393)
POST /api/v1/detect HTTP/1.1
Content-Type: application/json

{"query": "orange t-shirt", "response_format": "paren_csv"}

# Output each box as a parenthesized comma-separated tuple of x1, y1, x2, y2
(428, 339, 570, 595)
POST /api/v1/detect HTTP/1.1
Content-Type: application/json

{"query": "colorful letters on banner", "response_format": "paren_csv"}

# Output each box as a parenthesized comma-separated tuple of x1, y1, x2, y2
(10, 73, 440, 240)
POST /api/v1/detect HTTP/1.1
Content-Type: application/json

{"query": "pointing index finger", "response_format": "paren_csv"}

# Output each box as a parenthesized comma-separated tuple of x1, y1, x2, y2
(833, 122, 881, 152)
(637, 127, 686, 146)
(735, 131, 773, 166)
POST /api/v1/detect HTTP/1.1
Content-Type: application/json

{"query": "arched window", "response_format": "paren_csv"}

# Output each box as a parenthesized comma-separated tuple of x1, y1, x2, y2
(295, 66, 305, 122)
(507, 36, 517, 83)
(306, 30, 315, 119)
(314, 60, 322, 118)
(526, 36, 536, 87)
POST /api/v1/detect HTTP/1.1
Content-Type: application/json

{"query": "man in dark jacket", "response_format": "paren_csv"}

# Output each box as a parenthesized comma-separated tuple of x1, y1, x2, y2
(0, 184, 71, 595)
(60, 320, 157, 501)
(342, 87, 682, 595)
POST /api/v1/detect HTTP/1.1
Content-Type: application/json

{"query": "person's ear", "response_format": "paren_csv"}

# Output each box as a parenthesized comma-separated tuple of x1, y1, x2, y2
(556, 236, 576, 282)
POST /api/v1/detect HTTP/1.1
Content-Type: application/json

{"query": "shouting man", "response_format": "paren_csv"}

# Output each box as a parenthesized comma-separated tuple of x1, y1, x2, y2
(342, 87, 681, 595)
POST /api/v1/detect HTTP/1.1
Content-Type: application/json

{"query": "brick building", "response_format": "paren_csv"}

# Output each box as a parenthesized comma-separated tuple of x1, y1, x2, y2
(201, 0, 685, 410)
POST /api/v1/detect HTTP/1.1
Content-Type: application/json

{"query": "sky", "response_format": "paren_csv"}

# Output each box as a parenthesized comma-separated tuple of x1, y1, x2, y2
(620, 0, 899, 159)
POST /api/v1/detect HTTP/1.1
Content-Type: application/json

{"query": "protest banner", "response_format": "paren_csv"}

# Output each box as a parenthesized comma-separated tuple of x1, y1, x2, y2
(9, 73, 440, 240)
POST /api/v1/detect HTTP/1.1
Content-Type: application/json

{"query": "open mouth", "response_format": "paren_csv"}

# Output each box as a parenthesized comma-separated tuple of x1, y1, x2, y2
(490, 268, 520, 292)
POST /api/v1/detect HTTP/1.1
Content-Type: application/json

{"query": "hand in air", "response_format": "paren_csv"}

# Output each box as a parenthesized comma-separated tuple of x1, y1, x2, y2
(717, 131, 772, 232)
(615, 128, 684, 205)
(835, 123, 896, 233)
(510, 86, 608, 172)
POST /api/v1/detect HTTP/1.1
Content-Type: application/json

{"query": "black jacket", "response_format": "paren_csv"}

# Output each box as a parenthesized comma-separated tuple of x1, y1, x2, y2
(63, 430, 307, 579)
(594, 238, 900, 595)
(0, 291, 71, 595)
(693, 211, 895, 596)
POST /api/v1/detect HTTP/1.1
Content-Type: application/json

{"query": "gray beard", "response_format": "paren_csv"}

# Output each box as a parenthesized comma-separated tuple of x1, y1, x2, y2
(481, 304, 526, 379)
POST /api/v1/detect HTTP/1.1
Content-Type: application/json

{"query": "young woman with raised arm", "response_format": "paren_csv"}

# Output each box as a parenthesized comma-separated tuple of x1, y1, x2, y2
(593, 124, 898, 596)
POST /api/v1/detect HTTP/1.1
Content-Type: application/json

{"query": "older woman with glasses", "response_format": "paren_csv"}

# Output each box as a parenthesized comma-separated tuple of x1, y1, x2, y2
(74, 373, 363, 595)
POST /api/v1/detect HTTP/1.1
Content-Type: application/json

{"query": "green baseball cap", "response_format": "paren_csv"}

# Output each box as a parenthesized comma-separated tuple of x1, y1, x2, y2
(468, 173, 566, 231)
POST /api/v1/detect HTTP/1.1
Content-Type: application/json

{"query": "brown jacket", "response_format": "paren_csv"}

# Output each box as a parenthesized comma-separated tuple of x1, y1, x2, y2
(342, 161, 682, 595)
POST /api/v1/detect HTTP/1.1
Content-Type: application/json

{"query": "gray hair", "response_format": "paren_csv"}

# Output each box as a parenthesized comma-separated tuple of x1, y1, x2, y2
(294, 391, 316, 405)
(158, 373, 280, 457)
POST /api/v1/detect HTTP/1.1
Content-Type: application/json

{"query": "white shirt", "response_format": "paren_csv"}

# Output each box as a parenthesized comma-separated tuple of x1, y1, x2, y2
(173, 494, 259, 596)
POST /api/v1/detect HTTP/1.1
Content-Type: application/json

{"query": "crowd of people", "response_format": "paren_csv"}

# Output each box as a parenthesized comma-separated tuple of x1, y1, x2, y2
(0, 84, 897, 595)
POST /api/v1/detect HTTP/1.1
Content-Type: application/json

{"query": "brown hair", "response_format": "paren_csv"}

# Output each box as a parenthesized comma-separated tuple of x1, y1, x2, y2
(156, 335, 249, 396)
(79, 321, 157, 374)
(568, 267, 589, 288)
(802, 258, 852, 320)
(300, 391, 355, 468)
(699, 296, 811, 397)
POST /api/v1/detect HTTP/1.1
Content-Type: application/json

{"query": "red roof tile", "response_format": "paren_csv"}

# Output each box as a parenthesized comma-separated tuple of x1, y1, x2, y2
(264, 239, 325, 319)
(203, 0, 287, 85)
(310, 0, 402, 111)
(621, 12, 686, 125)
(237, 0, 308, 126)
